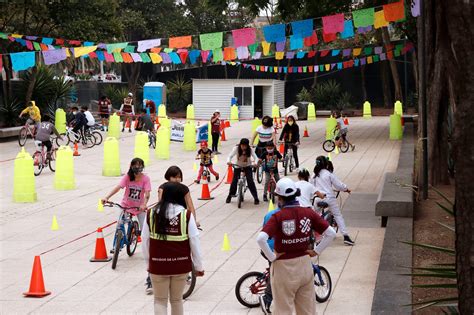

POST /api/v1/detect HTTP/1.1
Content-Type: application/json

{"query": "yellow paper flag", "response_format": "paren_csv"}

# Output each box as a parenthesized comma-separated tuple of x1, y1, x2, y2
(353, 48, 362, 56)
(149, 53, 162, 64)
(262, 41, 271, 56)
(374, 10, 389, 29)
(73, 46, 97, 58)
(275, 51, 285, 60)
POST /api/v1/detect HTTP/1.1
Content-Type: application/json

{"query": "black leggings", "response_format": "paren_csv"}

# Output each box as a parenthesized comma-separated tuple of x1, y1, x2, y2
(228, 166, 259, 200)
(284, 143, 299, 168)
(211, 132, 220, 152)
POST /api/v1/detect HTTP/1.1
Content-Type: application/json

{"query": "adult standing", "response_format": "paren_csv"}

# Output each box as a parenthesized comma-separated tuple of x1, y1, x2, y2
(142, 184, 204, 315)
(98, 95, 112, 130)
(257, 178, 336, 315)
(210, 110, 221, 154)
(120, 92, 135, 132)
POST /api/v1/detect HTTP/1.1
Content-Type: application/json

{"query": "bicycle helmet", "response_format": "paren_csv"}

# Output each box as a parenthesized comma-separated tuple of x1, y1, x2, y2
(200, 141, 208, 148)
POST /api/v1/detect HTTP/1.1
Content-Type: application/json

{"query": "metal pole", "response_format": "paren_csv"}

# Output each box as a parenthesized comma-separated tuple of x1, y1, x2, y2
(404, 38, 408, 105)
(420, 0, 428, 199)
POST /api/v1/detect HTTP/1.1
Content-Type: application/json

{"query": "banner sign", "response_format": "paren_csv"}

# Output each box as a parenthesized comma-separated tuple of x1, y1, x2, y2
(170, 120, 185, 142)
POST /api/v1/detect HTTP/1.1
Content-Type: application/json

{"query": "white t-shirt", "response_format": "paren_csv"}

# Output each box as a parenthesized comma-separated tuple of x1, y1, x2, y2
(337, 118, 347, 131)
(84, 110, 95, 126)
(295, 180, 317, 208)
(310, 169, 347, 199)
(256, 125, 274, 143)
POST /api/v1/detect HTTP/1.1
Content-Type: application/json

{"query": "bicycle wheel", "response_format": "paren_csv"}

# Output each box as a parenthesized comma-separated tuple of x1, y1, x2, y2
(314, 265, 332, 303)
(32, 151, 44, 176)
(235, 271, 266, 308)
(83, 133, 96, 148)
(322, 140, 335, 153)
(183, 267, 197, 299)
(126, 221, 139, 256)
(48, 148, 57, 172)
(237, 181, 244, 209)
(55, 134, 68, 147)
(289, 155, 294, 173)
(256, 165, 263, 184)
(340, 140, 350, 153)
(92, 131, 103, 146)
(18, 127, 28, 146)
(269, 181, 276, 204)
(111, 230, 123, 270)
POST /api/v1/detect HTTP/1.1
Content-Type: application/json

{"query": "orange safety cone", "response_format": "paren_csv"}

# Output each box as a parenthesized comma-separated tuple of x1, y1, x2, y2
(198, 175, 214, 200)
(221, 128, 227, 141)
(279, 142, 285, 155)
(90, 228, 112, 262)
(155, 115, 159, 124)
(225, 120, 230, 128)
(344, 116, 349, 125)
(226, 165, 233, 184)
(134, 118, 139, 129)
(73, 142, 81, 156)
(23, 256, 51, 297)
(125, 118, 131, 129)
(278, 118, 282, 128)
(303, 126, 309, 137)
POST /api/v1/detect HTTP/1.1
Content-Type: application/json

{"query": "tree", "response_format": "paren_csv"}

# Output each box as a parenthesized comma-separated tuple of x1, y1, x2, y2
(420, 0, 473, 312)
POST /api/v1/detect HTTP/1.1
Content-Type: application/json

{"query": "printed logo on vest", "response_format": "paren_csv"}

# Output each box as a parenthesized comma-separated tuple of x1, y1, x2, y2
(300, 217, 311, 234)
(282, 219, 296, 236)
(169, 216, 179, 226)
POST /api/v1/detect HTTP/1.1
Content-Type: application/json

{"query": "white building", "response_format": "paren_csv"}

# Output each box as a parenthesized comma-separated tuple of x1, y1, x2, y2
(192, 79, 285, 120)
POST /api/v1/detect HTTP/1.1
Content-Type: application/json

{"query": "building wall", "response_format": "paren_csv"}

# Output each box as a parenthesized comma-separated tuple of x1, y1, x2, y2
(262, 86, 273, 117)
(274, 80, 285, 109)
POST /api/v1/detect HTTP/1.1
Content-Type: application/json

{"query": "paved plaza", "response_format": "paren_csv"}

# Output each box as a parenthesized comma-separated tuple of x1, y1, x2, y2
(0, 117, 400, 314)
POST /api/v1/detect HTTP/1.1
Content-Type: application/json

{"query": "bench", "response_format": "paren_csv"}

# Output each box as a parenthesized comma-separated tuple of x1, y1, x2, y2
(375, 122, 415, 227)
(315, 110, 332, 116)
(0, 126, 22, 138)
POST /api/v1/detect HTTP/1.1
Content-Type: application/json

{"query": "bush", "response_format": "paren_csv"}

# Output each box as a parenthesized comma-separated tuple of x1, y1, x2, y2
(102, 85, 129, 110)
(312, 80, 342, 110)
(166, 75, 192, 113)
(0, 98, 22, 127)
(296, 87, 313, 102)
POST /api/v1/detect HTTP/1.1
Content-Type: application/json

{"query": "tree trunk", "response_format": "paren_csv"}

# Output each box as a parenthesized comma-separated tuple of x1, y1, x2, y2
(380, 61, 392, 107)
(443, 0, 474, 312)
(25, 65, 38, 104)
(360, 64, 367, 101)
(381, 27, 403, 102)
(411, 50, 419, 95)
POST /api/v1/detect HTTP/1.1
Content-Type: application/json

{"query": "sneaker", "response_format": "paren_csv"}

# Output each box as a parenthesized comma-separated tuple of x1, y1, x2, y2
(129, 129, 132, 133)
(263, 195, 268, 202)
(110, 249, 115, 254)
(145, 276, 153, 295)
(121, 128, 125, 132)
(254, 199, 260, 205)
(344, 235, 355, 246)
(226, 196, 231, 203)
(259, 295, 271, 315)
(216, 174, 220, 181)
(351, 144, 355, 151)
(137, 236, 142, 243)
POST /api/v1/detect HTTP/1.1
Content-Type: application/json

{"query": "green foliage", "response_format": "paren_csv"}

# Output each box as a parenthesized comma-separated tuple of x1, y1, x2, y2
(312, 80, 347, 110)
(76, 73, 92, 81)
(0, 98, 22, 127)
(296, 87, 312, 102)
(166, 75, 192, 113)
(102, 85, 129, 110)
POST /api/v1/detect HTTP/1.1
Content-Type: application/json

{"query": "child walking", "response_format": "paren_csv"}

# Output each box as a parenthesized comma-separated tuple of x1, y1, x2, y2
(195, 141, 219, 183)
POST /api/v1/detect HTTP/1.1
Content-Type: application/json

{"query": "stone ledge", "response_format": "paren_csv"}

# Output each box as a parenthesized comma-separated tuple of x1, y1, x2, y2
(0, 126, 22, 138)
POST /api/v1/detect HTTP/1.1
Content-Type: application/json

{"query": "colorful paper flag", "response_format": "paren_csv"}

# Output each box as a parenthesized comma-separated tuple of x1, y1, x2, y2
(291, 19, 313, 38)
(107, 42, 128, 54)
(263, 23, 286, 42)
(10, 51, 36, 71)
(223, 47, 236, 61)
(275, 51, 284, 60)
(73, 46, 97, 58)
(290, 36, 303, 50)
(374, 10, 389, 28)
(212, 49, 223, 62)
(304, 31, 318, 46)
(137, 39, 161, 52)
(42, 48, 67, 65)
(340, 20, 355, 39)
(353, 7, 375, 27)
(322, 14, 345, 34)
(200, 32, 223, 50)
(262, 41, 271, 56)
(232, 28, 256, 47)
(236, 46, 249, 60)
(383, 1, 405, 22)
(149, 52, 162, 64)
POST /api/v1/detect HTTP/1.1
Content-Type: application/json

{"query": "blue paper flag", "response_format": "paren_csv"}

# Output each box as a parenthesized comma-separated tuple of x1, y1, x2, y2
(337, 62, 343, 70)
(84, 41, 94, 46)
(10, 51, 36, 71)
(96, 51, 105, 61)
(331, 50, 340, 56)
(42, 37, 54, 45)
(340, 20, 355, 39)
(15, 38, 26, 46)
(169, 52, 181, 64)
(290, 36, 303, 50)
(354, 59, 360, 67)
(188, 50, 201, 64)
(296, 51, 306, 59)
(263, 24, 286, 42)
(291, 19, 313, 38)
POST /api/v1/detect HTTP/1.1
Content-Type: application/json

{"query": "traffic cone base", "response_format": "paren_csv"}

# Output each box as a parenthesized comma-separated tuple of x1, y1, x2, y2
(73, 143, 80, 156)
(279, 143, 285, 155)
(50, 215, 59, 231)
(24, 256, 51, 297)
(303, 126, 309, 137)
(221, 128, 227, 141)
(90, 228, 112, 262)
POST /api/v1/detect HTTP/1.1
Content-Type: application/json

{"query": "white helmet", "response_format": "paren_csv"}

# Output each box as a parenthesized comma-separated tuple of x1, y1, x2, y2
(128, 92, 133, 97)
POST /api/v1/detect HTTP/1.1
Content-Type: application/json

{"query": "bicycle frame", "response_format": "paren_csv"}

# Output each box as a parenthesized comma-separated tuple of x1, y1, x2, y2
(112, 210, 135, 250)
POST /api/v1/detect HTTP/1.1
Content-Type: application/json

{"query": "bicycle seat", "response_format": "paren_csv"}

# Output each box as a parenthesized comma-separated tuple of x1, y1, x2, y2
(316, 201, 329, 209)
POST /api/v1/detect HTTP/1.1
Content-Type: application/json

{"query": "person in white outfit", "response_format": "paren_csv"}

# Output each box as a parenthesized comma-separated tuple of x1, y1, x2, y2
(310, 156, 355, 245)
(295, 168, 326, 209)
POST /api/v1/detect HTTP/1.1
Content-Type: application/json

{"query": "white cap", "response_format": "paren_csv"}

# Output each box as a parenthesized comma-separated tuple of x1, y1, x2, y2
(128, 92, 133, 97)
(214, 109, 220, 113)
(274, 178, 298, 197)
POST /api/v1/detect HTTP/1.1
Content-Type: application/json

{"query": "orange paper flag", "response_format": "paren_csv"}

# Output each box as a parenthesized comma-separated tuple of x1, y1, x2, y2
(169, 36, 192, 48)
(223, 47, 236, 61)
(383, 1, 405, 22)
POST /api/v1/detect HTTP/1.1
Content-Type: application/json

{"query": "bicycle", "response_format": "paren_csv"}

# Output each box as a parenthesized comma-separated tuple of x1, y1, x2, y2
(252, 146, 265, 184)
(235, 259, 332, 308)
(56, 126, 97, 148)
(322, 129, 349, 153)
(312, 191, 341, 233)
(183, 266, 197, 299)
(281, 142, 297, 176)
(195, 159, 212, 183)
(147, 130, 156, 149)
(262, 168, 277, 203)
(103, 202, 141, 270)
(88, 124, 104, 145)
(231, 164, 254, 209)
(18, 120, 37, 147)
(32, 140, 58, 176)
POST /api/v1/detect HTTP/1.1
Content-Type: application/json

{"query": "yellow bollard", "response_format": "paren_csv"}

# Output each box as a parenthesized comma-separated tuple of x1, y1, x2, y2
(268, 199, 275, 212)
(389, 114, 403, 140)
(183, 120, 197, 151)
(325, 116, 337, 140)
(102, 137, 121, 176)
(307, 103, 316, 121)
(207, 121, 213, 149)
(158, 104, 167, 119)
(230, 105, 239, 123)
(55, 108, 67, 134)
(54, 146, 76, 190)
(363, 101, 372, 119)
(251, 117, 262, 145)
(108, 113, 121, 139)
(394, 100, 403, 116)
(271, 104, 281, 119)
(13, 148, 37, 203)
(134, 131, 150, 166)
(155, 127, 170, 159)
(186, 104, 195, 120)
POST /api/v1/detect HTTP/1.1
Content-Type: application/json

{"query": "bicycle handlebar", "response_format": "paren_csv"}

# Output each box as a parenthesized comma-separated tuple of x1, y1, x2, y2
(103, 201, 141, 212)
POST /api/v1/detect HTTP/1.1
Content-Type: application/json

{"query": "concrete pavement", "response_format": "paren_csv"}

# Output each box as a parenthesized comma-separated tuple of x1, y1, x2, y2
(0, 117, 400, 314)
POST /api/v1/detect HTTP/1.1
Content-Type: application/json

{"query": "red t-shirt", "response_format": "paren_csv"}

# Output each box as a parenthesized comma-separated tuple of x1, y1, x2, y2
(262, 205, 329, 260)
(211, 117, 220, 133)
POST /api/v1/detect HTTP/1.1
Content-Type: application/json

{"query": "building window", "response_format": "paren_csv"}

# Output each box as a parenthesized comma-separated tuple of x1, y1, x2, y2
(234, 87, 252, 106)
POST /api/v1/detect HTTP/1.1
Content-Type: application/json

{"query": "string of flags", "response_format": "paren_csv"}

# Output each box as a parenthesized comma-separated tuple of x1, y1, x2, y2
(1, 0, 416, 73)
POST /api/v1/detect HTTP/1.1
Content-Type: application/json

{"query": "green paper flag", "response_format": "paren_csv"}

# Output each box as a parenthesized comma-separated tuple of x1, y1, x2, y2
(107, 42, 128, 54)
(394, 50, 401, 57)
(363, 47, 373, 55)
(303, 66, 307, 73)
(164, 48, 173, 53)
(140, 53, 151, 63)
(124, 45, 135, 53)
(33, 42, 41, 51)
(113, 52, 123, 62)
(248, 43, 258, 56)
(212, 48, 223, 62)
(319, 65, 324, 72)
(0, 33, 8, 39)
(353, 8, 375, 28)
(200, 32, 223, 51)
(373, 55, 379, 62)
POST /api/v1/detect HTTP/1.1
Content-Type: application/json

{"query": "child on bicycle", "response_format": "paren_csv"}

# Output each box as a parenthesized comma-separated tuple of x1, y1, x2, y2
(279, 115, 300, 170)
(311, 156, 355, 245)
(34, 115, 62, 159)
(225, 138, 260, 205)
(334, 111, 355, 151)
(102, 157, 151, 242)
(258, 142, 282, 202)
(19, 101, 41, 134)
(295, 168, 326, 209)
(195, 141, 219, 183)
(251, 115, 276, 156)
(136, 108, 155, 134)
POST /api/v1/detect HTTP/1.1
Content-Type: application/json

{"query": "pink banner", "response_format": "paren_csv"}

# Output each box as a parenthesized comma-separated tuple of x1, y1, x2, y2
(322, 13, 345, 34)
(232, 28, 256, 47)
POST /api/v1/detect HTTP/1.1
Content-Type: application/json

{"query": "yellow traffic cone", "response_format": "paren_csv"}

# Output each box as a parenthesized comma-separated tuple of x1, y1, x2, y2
(183, 120, 196, 151)
(134, 131, 150, 166)
(328, 153, 332, 161)
(54, 146, 76, 190)
(97, 199, 104, 212)
(155, 127, 170, 159)
(107, 113, 121, 139)
(102, 137, 121, 176)
(268, 199, 275, 212)
(50, 215, 59, 231)
(13, 148, 37, 203)
(221, 233, 231, 251)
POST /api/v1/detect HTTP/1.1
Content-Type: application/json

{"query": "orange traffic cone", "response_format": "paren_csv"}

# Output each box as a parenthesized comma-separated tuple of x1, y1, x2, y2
(73, 142, 81, 156)
(303, 126, 309, 137)
(198, 175, 214, 200)
(90, 228, 112, 262)
(278, 118, 282, 128)
(23, 256, 51, 297)
(344, 116, 349, 125)
(155, 115, 159, 124)
(279, 142, 285, 155)
(221, 128, 227, 141)
(134, 118, 139, 129)
(125, 119, 131, 129)
(225, 120, 230, 128)
(226, 165, 233, 184)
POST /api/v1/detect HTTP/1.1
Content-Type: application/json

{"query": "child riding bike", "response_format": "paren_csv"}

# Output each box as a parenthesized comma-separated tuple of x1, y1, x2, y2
(311, 156, 355, 246)
(295, 168, 326, 209)
(258, 142, 282, 202)
(19, 101, 41, 134)
(279, 115, 300, 170)
(334, 111, 355, 151)
(195, 141, 219, 184)
(34, 115, 62, 159)
(225, 138, 260, 205)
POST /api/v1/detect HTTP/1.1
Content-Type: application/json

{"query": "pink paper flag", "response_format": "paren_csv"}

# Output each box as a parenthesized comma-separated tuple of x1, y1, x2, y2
(104, 52, 115, 62)
(322, 13, 345, 34)
(232, 28, 256, 48)
(26, 40, 33, 50)
(201, 50, 210, 63)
